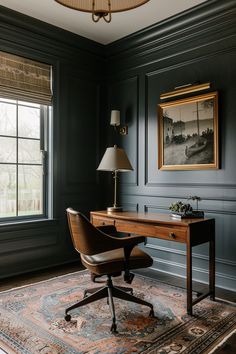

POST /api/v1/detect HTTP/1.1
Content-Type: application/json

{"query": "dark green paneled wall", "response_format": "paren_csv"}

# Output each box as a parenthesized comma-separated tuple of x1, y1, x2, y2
(0, 0, 235, 292)
(104, 0, 236, 291)
(0, 6, 104, 278)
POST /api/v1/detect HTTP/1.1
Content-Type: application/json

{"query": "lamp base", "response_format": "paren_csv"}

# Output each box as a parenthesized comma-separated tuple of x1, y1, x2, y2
(107, 206, 123, 212)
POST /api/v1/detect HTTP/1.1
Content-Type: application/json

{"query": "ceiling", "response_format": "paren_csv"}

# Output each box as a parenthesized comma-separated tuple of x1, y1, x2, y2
(0, 0, 207, 44)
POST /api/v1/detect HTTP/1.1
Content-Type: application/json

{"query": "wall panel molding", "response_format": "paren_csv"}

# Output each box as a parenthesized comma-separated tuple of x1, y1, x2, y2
(144, 202, 236, 215)
(0, 232, 58, 255)
(93, 0, 236, 291)
(122, 192, 236, 204)
(151, 256, 236, 291)
(106, 0, 236, 65)
(0, 5, 104, 58)
(1, 0, 236, 291)
(146, 243, 236, 268)
(144, 51, 236, 187)
(144, 46, 236, 80)
(145, 182, 236, 189)
(120, 202, 138, 212)
(60, 74, 101, 193)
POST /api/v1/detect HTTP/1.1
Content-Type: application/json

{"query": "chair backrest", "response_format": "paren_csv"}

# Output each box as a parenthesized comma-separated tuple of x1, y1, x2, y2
(66, 208, 118, 256)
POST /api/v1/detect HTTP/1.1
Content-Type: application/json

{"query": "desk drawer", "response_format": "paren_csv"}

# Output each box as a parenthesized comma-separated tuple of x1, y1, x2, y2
(115, 220, 187, 243)
(91, 216, 115, 227)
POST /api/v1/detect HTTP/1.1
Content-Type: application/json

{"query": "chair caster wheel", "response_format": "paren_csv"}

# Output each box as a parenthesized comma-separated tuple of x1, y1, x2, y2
(110, 323, 117, 333)
(149, 309, 154, 317)
(65, 314, 71, 322)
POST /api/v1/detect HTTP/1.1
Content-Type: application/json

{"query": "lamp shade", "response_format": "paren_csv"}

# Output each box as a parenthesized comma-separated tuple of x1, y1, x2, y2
(97, 145, 133, 172)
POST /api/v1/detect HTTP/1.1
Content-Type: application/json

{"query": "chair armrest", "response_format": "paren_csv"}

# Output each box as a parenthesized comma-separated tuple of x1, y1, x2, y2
(96, 229, 146, 253)
(98, 234, 145, 284)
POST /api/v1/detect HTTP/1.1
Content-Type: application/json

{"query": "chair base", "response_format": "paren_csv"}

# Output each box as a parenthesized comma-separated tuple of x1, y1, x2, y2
(65, 275, 154, 332)
(84, 284, 133, 297)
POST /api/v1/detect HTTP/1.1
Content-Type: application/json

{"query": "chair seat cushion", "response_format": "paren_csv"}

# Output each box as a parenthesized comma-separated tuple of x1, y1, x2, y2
(81, 246, 153, 276)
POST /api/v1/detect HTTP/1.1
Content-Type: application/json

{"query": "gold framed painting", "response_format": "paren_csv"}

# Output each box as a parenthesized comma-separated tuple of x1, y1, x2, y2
(158, 91, 219, 170)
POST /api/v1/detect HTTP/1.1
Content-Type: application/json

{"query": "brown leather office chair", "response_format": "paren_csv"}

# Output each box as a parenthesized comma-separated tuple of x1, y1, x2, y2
(65, 208, 154, 332)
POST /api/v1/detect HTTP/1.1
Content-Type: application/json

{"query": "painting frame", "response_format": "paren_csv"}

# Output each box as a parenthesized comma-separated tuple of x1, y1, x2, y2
(158, 91, 219, 170)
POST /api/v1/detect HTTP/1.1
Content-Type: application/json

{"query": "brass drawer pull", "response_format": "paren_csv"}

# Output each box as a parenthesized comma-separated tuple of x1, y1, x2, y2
(169, 232, 176, 239)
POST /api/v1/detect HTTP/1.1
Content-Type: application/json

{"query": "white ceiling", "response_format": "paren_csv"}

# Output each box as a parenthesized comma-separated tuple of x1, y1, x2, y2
(0, 0, 207, 44)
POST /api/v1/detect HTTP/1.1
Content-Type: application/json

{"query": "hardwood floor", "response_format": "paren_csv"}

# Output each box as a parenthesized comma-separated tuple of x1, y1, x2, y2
(0, 263, 235, 353)
(0, 262, 83, 292)
(214, 333, 236, 354)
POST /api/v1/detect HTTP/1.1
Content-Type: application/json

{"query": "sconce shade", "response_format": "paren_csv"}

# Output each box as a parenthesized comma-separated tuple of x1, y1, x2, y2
(97, 145, 133, 172)
(110, 110, 120, 126)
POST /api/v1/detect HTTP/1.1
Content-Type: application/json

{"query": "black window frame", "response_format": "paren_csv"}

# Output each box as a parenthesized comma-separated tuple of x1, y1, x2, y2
(0, 97, 50, 222)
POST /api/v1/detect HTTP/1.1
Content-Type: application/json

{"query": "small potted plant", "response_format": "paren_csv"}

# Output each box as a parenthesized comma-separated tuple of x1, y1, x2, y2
(187, 196, 204, 218)
(169, 196, 204, 219)
(169, 201, 193, 218)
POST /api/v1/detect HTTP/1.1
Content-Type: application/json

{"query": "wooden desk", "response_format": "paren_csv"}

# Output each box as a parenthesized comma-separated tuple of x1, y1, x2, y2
(90, 210, 215, 316)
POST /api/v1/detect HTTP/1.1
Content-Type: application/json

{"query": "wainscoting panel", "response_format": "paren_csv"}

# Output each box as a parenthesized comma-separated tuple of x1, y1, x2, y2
(145, 51, 236, 186)
(60, 71, 101, 192)
(106, 1, 236, 291)
(0, 6, 104, 279)
(0, 1, 236, 291)
(119, 194, 236, 291)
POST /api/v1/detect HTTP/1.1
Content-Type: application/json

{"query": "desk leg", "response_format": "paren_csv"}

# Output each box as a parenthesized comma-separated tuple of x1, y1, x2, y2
(209, 222, 215, 300)
(187, 241, 193, 315)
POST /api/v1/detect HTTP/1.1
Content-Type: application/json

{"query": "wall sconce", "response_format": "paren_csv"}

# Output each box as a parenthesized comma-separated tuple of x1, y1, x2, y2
(110, 110, 128, 135)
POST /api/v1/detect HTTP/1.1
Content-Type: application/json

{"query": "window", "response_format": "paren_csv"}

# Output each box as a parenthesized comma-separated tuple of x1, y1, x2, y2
(0, 98, 51, 220)
(0, 51, 52, 222)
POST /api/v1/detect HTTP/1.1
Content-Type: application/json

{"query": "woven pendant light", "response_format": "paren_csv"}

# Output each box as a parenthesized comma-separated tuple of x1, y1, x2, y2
(55, 0, 150, 23)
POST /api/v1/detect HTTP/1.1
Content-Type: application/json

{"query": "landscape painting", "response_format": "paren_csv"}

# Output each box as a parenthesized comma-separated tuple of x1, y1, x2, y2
(158, 92, 218, 170)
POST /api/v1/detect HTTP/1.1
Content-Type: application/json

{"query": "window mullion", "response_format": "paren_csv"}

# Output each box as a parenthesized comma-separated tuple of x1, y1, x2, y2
(0, 97, 50, 221)
(40, 106, 47, 217)
(16, 101, 19, 217)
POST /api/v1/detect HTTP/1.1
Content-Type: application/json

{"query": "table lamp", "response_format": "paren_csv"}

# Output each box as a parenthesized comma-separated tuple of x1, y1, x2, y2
(97, 145, 133, 212)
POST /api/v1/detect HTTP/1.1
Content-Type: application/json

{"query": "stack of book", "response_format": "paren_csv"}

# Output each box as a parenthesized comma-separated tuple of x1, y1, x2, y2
(171, 211, 204, 219)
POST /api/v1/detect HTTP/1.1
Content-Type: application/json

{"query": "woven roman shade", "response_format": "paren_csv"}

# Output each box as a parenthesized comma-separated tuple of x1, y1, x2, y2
(0, 51, 52, 105)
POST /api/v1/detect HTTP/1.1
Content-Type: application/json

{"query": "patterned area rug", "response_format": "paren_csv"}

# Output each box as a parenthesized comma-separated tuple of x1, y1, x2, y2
(0, 270, 235, 354)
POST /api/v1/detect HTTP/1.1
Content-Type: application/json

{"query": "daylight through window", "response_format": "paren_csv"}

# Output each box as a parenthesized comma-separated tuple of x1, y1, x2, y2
(0, 51, 52, 221)
(0, 97, 50, 219)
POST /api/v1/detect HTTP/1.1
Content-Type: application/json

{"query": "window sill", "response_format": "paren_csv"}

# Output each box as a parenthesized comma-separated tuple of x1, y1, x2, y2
(0, 218, 59, 233)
